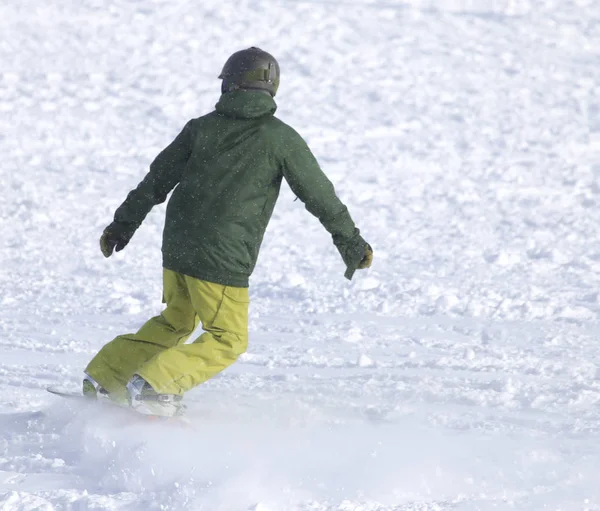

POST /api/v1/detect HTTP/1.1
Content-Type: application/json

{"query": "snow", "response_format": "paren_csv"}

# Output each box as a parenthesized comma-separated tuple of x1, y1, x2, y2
(2, 0, 600, 509)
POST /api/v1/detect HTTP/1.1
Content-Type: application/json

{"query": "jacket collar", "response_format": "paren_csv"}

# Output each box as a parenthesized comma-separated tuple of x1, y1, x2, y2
(215, 90, 277, 119)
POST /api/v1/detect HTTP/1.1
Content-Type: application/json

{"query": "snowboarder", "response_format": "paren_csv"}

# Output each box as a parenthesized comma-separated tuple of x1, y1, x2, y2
(83, 47, 373, 416)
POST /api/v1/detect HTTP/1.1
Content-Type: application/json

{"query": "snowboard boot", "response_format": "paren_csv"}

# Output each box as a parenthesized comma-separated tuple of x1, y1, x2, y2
(82, 374, 110, 400)
(126, 375, 184, 418)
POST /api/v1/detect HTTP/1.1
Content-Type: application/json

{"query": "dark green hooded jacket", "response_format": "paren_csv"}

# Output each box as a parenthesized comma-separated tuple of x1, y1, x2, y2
(113, 90, 367, 287)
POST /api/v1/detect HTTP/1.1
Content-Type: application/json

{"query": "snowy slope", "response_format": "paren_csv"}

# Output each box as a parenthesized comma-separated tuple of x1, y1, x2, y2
(2, 0, 600, 509)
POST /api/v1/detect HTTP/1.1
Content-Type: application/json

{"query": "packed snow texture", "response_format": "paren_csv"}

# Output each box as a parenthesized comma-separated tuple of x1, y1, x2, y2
(2, 0, 600, 509)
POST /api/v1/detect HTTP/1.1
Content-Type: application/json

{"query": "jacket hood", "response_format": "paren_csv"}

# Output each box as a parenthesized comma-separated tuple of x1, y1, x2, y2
(215, 90, 277, 119)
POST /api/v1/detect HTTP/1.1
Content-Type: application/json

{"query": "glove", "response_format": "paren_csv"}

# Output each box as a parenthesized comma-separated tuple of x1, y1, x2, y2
(357, 244, 373, 269)
(340, 233, 371, 280)
(100, 222, 134, 258)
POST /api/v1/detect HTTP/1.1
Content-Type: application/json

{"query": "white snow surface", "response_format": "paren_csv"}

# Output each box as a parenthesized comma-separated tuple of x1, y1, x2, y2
(2, 0, 600, 509)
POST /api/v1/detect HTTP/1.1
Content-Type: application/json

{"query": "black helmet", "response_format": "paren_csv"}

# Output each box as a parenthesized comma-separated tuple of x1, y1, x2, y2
(219, 47, 280, 97)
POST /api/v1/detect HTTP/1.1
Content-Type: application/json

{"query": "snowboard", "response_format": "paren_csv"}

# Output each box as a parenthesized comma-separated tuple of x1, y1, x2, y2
(46, 386, 189, 424)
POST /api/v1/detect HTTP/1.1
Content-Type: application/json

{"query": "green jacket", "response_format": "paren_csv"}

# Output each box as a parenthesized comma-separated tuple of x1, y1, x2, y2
(113, 90, 368, 287)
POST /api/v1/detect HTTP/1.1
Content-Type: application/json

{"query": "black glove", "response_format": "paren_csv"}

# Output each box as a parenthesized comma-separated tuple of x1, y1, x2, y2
(339, 232, 372, 280)
(358, 244, 373, 269)
(100, 222, 134, 258)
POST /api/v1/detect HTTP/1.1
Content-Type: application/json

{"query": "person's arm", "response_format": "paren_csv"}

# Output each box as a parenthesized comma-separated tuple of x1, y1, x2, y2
(282, 133, 370, 280)
(114, 120, 194, 230)
(100, 120, 194, 257)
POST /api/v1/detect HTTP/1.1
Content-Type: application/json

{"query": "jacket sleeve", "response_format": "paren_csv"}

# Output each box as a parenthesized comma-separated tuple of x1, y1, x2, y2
(282, 134, 368, 280)
(113, 120, 194, 233)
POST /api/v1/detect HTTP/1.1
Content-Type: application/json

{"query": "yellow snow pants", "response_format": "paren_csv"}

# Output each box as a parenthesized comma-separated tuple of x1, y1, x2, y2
(85, 269, 249, 399)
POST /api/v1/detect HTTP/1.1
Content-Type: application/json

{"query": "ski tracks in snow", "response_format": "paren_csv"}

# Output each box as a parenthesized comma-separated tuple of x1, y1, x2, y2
(2, 313, 600, 509)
